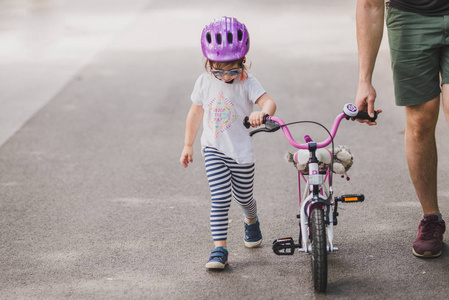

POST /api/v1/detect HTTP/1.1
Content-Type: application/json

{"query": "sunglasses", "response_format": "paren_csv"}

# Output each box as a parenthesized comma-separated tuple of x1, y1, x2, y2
(211, 68, 242, 78)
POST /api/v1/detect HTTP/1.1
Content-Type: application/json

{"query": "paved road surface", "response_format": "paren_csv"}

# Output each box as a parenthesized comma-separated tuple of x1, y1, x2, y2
(1, 0, 449, 299)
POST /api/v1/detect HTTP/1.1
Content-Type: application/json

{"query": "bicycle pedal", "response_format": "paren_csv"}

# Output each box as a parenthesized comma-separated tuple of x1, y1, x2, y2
(335, 194, 365, 203)
(272, 237, 297, 255)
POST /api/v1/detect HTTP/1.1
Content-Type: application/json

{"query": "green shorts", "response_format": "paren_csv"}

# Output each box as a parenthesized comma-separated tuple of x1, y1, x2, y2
(386, 7, 449, 106)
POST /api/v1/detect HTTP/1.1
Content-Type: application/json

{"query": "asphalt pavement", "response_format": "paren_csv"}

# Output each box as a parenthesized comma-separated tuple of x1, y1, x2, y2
(1, 0, 449, 299)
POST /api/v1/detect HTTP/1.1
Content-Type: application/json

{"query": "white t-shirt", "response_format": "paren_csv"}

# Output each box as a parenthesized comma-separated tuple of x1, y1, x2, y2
(191, 72, 266, 164)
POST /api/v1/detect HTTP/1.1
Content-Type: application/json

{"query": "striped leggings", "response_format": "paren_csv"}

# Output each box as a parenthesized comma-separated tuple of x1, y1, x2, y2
(204, 147, 257, 241)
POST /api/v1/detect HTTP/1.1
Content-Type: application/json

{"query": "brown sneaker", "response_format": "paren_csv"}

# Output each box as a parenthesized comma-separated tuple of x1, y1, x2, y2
(412, 215, 445, 258)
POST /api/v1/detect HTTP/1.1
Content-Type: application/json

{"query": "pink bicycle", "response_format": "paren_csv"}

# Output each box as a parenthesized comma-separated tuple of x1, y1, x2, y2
(244, 104, 377, 293)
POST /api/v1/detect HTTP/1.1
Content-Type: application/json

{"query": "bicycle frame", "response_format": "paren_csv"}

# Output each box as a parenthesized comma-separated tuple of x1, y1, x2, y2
(268, 114, 346, 253)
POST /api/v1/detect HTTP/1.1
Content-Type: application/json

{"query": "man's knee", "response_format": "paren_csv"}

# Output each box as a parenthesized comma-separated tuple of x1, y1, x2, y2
(405, 97, 440, 137)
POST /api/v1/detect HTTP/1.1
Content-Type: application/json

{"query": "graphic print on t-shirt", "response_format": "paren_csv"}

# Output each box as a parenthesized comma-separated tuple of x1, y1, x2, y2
(208, 91, 238, 138)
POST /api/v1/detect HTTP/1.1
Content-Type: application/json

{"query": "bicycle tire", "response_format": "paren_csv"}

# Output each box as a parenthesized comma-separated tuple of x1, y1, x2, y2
(310, 207, 328, 292)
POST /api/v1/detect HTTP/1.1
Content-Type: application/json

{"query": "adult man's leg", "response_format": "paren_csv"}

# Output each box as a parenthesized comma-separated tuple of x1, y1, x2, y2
(405, 96, 446, 257)
(405, 97, 439, 214)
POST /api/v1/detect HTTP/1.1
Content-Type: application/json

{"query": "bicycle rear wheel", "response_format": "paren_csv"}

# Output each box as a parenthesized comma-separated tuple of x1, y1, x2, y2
(310, 207, 327, 292)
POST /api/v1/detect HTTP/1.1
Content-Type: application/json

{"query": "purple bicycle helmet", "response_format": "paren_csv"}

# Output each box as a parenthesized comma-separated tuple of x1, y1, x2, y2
(201, 16, 250, 62)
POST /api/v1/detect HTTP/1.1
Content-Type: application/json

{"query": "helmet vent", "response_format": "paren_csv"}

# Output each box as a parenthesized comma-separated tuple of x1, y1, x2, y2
(206, 32, 212, 44)
(227, 32, 233, 44)
(237, 29, 243, 41)
(216, 33, 222, 44)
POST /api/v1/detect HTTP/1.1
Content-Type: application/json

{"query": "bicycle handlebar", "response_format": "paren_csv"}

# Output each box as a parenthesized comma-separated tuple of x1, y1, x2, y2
(243, 104, 378, 150)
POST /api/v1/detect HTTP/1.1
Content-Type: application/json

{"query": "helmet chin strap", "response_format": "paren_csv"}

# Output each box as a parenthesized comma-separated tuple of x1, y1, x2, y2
(216, 77, 234, 84)
(212, 72, 235, 84)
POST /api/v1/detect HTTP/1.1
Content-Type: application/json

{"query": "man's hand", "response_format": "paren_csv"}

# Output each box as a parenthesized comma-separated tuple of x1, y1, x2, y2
(355, 81, 382, 126)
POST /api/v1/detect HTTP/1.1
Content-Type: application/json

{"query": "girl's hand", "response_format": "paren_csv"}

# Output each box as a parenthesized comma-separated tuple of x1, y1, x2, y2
(249, 111, 266, 127)
(180, 146, 193, 168)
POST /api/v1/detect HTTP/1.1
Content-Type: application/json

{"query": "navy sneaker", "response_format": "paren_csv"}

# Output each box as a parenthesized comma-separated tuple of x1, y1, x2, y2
(244, 217, 263, 248)
(205, 247, 228, 269)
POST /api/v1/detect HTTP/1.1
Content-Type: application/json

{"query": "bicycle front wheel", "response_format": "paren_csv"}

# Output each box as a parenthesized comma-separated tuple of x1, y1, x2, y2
(310, 207, 327, 292)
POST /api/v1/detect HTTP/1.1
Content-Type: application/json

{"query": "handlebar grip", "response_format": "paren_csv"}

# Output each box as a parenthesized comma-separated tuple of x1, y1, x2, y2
(243, 116, 251, 129)
(355, 111, 377, 122)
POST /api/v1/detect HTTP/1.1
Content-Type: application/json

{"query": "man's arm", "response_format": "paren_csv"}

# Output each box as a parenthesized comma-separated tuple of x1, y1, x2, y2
(356, 0, 385, 124)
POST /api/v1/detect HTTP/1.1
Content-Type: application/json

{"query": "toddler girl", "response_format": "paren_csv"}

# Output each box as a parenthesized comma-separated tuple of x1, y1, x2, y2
(180, 16, 276, 270)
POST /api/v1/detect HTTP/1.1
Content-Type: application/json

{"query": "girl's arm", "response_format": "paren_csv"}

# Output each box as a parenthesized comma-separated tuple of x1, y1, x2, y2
(180, 103, 204, 168)
(249, 93, 277, 127)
